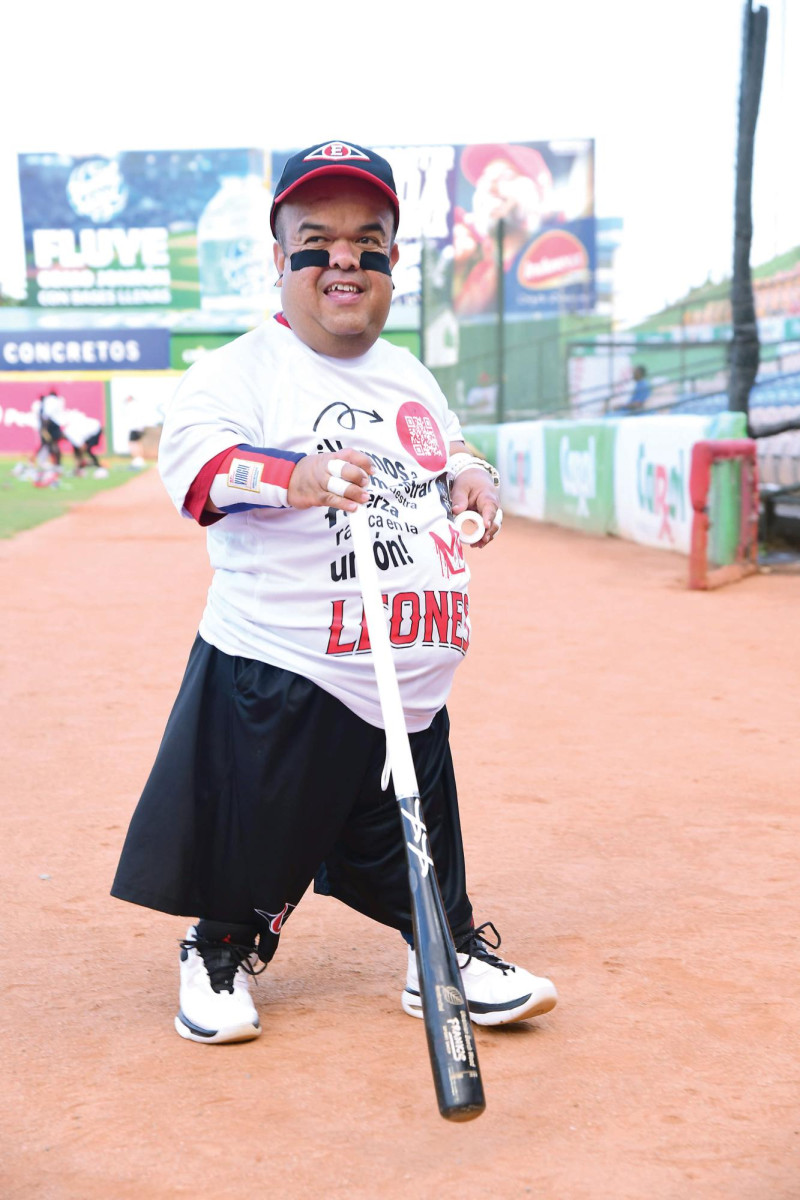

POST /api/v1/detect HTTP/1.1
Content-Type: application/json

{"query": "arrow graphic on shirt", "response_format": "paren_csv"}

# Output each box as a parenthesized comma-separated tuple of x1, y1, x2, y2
(313, 403, 384, 432)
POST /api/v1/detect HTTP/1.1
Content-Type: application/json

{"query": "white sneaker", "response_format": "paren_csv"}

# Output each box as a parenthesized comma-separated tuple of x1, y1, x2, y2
(401, 922, 557, 1027)
(175, 926, 262, 1044)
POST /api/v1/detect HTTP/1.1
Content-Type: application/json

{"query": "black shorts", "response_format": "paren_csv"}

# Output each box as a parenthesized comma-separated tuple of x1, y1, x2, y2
(111, 636, 473, 960)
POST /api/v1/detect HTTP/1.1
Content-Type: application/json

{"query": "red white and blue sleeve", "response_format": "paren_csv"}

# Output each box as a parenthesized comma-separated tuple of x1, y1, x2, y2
(183, 444, 305, 527)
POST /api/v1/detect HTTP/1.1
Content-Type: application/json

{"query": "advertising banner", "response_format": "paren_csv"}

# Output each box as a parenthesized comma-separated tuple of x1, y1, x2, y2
(497, 421, 546, 519)
(451, 141, 595, 319)
(18, 149, 269, 313)
(0, 379, 105, 455)
(614, 416, 708, 553)
(0, 328, 170, 371)
(543, 421, 617, 533)
(614, 413, 748, 554)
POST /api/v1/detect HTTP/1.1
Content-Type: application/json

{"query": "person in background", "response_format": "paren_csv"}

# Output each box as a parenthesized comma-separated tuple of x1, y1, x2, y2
(123, 393, 147, 468)
(35, 389, 67, 467)
(624, 365, 651, 413)
(60, 409, 107, 477)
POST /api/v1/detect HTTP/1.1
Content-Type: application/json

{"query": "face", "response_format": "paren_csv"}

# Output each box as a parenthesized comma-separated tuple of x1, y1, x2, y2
(273, 177, 400, 359)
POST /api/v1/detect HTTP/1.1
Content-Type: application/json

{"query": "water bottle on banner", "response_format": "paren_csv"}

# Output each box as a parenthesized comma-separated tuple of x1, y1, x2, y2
(197, 175, 272, 312)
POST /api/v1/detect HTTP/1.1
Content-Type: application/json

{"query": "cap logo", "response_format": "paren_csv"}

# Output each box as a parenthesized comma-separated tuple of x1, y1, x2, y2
(303, 142, 370, 162)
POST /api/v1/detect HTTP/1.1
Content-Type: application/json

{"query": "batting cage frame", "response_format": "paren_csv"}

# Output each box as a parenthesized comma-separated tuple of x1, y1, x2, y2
(689, 439, 759, 590)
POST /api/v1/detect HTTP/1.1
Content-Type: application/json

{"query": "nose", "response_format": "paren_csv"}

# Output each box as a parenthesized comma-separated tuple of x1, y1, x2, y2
(327, 239, 360, 270)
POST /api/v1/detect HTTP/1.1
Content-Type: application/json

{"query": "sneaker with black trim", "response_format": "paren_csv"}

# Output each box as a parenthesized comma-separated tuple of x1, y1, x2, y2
(175, 926, 263, 1044)
(401, 922, 557, 1026)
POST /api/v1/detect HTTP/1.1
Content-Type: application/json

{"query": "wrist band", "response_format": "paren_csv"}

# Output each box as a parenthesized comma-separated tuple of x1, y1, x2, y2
(446, 452, 500, 488)
(208, 444, 303, 513)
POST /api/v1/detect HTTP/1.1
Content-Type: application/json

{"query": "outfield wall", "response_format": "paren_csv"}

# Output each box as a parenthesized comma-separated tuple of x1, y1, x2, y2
(464, 413, 748, 562)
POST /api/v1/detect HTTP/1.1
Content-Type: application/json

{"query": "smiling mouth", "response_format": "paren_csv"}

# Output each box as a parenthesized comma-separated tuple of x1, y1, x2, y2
(324, 282, 363, 295)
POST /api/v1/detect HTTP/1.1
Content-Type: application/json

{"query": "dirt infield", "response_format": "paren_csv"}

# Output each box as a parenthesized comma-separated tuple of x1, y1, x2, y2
(2, 469, 798, 1200)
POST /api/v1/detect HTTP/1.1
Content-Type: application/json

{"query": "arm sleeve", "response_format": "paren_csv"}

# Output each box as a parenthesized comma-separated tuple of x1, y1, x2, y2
(157, 341, 289, 520)
(184, 443, 305, 526)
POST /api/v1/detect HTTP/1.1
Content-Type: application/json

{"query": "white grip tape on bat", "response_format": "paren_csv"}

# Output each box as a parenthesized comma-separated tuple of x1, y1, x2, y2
(454, 510, 485, 544)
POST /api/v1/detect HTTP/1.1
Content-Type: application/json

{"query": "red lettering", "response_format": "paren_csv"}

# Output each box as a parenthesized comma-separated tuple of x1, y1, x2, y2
(390, 591, 421, 645)
(450, 593, 464, 650)
(357, 602, 371, 652)
(326, 599, 358, 655)
(429, 528, 466, 578)
(423, 590, 450, 644)
(461, 593, 470, 652)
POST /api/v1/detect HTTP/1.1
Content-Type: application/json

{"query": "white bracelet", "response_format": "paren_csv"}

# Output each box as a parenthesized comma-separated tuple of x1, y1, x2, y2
(446, 452, 500, 488)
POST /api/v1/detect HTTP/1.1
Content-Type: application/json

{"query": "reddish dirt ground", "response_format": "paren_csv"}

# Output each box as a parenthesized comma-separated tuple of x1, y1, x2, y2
(1, 469, 798, 1200)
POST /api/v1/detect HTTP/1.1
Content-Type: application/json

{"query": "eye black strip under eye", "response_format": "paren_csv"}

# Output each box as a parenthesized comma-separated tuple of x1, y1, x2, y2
(359, 251, 392, 276)
(289, 249, 393, 276)
(290, 250, 330, 270)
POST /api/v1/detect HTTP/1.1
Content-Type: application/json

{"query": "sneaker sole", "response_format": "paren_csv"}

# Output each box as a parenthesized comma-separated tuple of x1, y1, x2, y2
(401, 988, 557, 1026)
(174, 1012, 261, 1044)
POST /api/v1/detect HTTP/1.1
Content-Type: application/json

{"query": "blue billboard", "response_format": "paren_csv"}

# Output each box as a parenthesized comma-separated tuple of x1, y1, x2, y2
(18, 150, 269, 314)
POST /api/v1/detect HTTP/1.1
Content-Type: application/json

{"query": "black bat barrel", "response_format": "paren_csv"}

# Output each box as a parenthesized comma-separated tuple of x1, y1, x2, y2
(401, 791, 486, 1121)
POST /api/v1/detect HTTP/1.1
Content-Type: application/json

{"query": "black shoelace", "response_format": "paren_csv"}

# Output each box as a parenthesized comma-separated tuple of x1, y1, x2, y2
(180, 936, 267, 994)
(455, 921, 514, 974)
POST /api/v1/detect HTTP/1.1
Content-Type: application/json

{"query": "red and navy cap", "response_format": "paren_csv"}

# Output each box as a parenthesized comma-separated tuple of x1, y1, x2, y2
(270, 141, 399, 235)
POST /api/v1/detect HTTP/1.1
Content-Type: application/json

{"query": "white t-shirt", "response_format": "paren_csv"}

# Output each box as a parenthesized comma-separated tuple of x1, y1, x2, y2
(159, 317, 471, 731)
(39, 393, 66, 424)
(60, 410, 101, 447)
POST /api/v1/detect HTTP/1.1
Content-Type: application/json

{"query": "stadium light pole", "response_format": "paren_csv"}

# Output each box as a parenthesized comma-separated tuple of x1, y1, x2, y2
(729, 0, 769, 416)
(496, 219, 506, 424)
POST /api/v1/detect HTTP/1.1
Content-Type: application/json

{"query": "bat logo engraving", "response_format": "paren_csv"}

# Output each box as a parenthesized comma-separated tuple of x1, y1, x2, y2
(440, 984, 465, 1007)
(443, 1017, 468, 1062)
(400, 795, 434, 877)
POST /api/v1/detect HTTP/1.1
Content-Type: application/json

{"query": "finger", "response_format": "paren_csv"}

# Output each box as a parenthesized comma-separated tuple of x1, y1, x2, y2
(328, 455, 370, 487)
(474, 503, 502, 547)
(326, 474, 351, 497)
(332, 448, 374, 476)
(326, 470, 369, 504)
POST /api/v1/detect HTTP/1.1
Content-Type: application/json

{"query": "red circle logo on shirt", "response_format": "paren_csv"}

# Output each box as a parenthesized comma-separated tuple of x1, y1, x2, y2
(396, 402, 447, 471)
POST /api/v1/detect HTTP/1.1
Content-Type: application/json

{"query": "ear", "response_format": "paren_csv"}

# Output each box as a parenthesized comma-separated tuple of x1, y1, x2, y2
(390, 242, 400, 269)
(273, 240, 286, 278)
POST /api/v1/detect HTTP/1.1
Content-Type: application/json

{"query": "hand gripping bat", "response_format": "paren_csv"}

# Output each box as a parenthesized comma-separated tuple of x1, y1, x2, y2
(348, 503, 486, 1122)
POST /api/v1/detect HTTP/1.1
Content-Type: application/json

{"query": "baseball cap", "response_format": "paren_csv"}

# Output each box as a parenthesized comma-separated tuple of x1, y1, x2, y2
(270, 141, 399, 235)
(460, 143, 551, 193)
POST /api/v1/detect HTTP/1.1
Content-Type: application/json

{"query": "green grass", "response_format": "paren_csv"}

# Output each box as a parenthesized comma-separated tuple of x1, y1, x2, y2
(0, 454, 151, 539)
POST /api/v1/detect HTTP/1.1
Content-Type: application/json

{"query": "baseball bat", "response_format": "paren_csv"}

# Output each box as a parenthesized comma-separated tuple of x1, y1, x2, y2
(348, 503, 486, 1122)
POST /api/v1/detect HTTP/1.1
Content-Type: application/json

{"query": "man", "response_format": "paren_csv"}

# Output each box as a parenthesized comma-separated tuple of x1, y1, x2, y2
(35, 389, 67, 467)
(112, 141, 557, 1045)
(60, 408, 107, 476)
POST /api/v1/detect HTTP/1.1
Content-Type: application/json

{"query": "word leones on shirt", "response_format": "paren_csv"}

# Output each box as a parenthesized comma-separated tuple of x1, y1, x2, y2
(326, 590, 470, 657)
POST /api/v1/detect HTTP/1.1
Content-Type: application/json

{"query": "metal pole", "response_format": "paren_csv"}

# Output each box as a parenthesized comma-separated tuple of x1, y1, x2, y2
(729, 0, 769, 415)
(496, 219, 505, 424)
